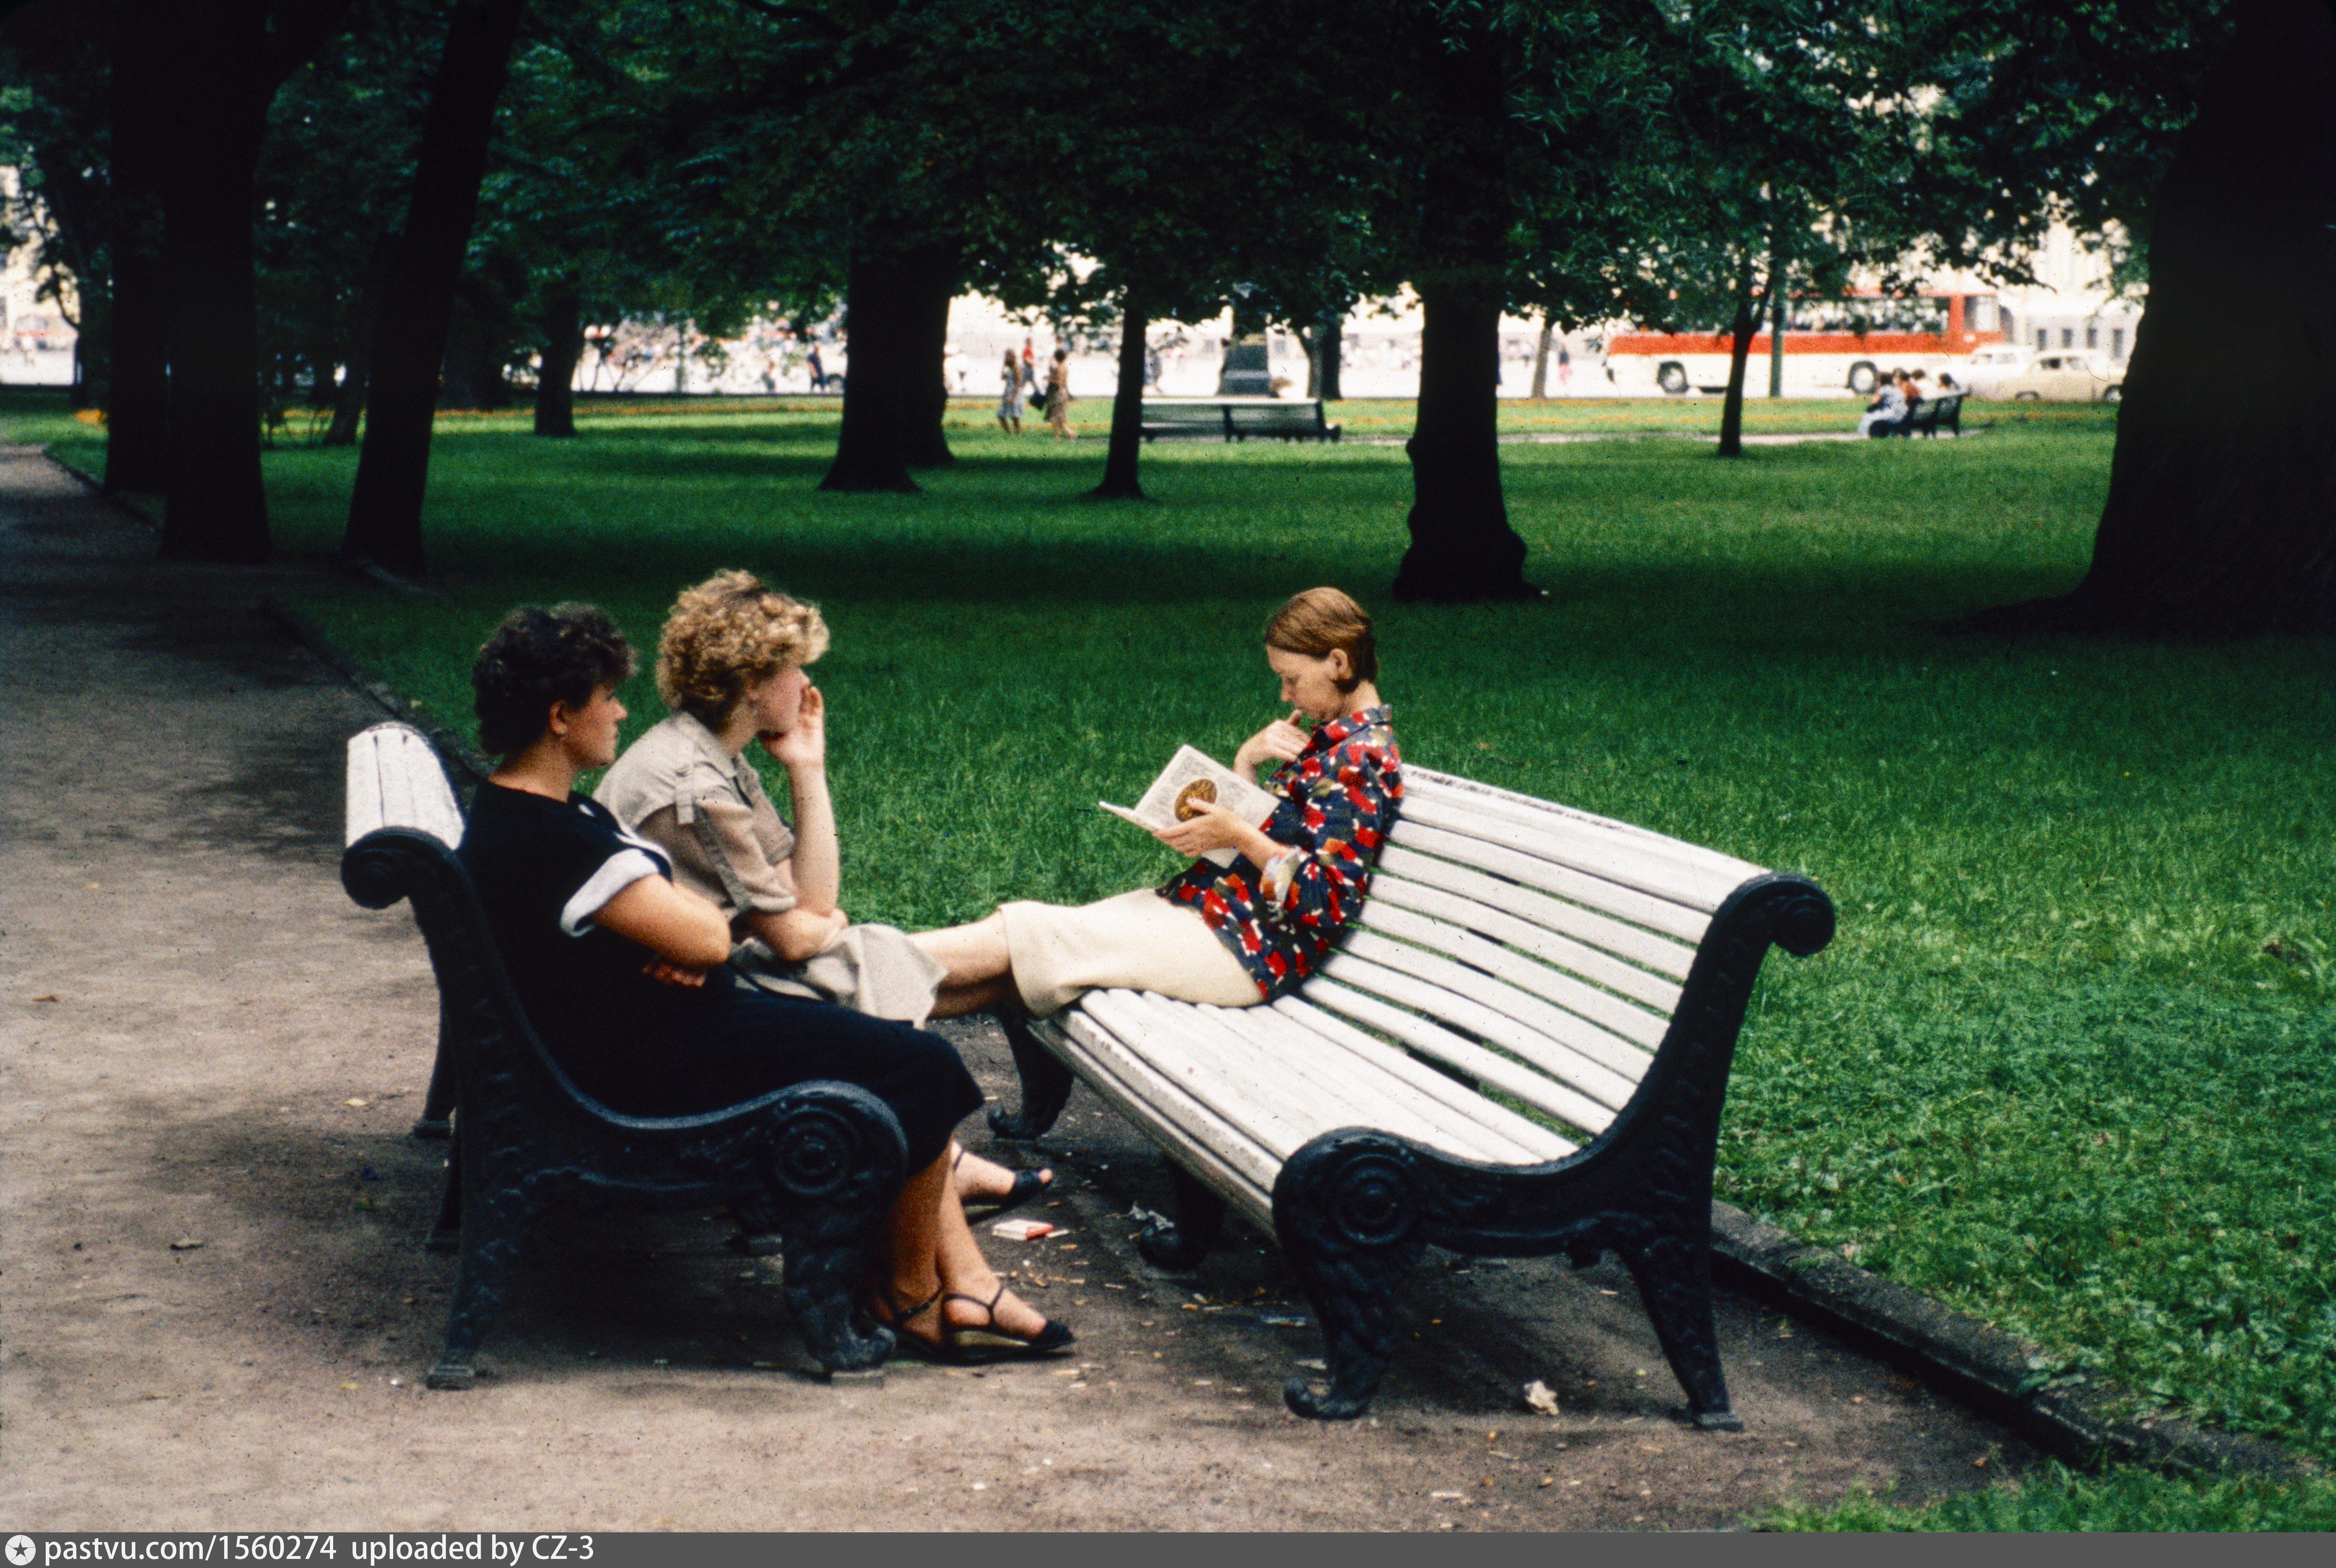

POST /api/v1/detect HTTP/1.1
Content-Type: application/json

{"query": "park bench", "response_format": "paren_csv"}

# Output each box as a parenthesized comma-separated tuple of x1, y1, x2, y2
(341, 720, 909, 1389)
(1140, 397, 1342, 444)
(1892, 392, 1965, 438)
(988, 766, 1834, 1426)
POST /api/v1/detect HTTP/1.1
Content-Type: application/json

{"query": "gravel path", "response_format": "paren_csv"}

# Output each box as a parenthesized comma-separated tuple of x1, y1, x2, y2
(0, 443, 2038, 1530)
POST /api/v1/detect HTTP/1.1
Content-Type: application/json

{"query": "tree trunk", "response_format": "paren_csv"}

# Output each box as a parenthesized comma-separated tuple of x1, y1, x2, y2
(1530, 314, 1553, 401)
(1717, 257, 1758, 458)
(159, 49, 273, 562)
(343, 0, 528, 574)
(1090, 296, 1149, 501)
(1391, 21, 1532, 604)
(104, 0, 171, 495)
(1393, 283, 1531, 601)
(533, 286, 582, 437)
(322, 235, 391, 447)
(903, 261, 957, 470)
(1970, 0, 2336, 636)
(821, 241, 958, 492)
(438, 290, 508, 410)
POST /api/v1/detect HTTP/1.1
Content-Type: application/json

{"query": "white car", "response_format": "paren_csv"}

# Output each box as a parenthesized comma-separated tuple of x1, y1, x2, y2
(1959, 344, 2032, 398)
(1990, 351, 2124, 403)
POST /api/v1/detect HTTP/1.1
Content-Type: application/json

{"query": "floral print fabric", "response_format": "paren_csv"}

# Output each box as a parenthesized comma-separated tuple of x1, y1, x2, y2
(1159, 705, 1401, 999)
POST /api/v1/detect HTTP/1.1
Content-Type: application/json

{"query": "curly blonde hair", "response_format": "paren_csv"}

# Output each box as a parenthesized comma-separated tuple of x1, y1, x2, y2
(656, 570, 830, 726)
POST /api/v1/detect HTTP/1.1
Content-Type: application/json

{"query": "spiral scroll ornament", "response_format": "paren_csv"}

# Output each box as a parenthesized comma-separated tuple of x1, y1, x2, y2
(1326, 1149, 1420, 1251)
(766, 1104, 866, 1200)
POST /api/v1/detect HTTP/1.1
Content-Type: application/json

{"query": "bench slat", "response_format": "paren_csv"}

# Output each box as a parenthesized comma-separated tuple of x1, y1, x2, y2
(1364, 871, 1686, 1013)
(1404, 770, 1768, 889)
(1105, 989, 1533, 1166)
(1395, 791, 1742, 915)
(1385, 823, 1714, 946)
(347, 724, 465, 849)
(1198, 1001, 1553, 1164)
(1371, 847, 1702, 980)
(1084, 991, 1329, 1162)
(1349, 904, 1670, 1053)
(1051, 1010, 1279, 1228)
(1301, 977, 1617, 1139)
(1257, 999, 1576, 1161)
(1321, 950, 1644, 1113)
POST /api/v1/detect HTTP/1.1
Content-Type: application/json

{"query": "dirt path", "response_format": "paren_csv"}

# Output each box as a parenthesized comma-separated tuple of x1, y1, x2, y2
(0, 444, 2039, 1530)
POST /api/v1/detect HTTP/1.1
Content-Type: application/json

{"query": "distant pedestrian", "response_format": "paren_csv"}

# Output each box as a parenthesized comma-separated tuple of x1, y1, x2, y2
(1044, 349, 1074, 440)
(806, 344, 827, 392)
(996, 350, 1025, 436)
(1022, 337, 1040, 400)
(1557, 339, 1572, 394)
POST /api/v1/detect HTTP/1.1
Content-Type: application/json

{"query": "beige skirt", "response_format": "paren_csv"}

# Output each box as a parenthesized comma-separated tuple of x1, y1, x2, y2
(731, 921, 947, 1028)
(1000, 888, 1262, 1016)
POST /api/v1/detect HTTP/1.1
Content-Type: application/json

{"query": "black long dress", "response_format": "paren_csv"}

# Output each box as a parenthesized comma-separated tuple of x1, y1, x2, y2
(457, 780, 978, 1166)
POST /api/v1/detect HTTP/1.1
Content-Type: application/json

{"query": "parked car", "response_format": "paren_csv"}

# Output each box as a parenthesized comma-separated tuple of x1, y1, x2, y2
(1959, 344, 2033, 398)
(1989, 351, 2124, 403)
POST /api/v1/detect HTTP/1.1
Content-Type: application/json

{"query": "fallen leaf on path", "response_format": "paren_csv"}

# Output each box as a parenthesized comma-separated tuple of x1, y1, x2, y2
(344, 1098, 368, 1108)
(32, 995, 58, 1003)
(169, 1238, 205, 1251)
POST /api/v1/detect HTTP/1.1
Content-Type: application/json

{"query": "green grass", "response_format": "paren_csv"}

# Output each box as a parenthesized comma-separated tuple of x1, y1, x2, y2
(12, 392, 2329, 1502)
(1761, 1461, 2336, 1531)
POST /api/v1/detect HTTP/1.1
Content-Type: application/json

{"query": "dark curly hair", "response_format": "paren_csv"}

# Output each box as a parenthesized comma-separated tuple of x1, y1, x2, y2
(470, 603, 638, 758)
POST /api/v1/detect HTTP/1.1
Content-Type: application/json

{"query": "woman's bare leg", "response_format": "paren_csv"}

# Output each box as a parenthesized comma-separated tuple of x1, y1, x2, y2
(879, 1153, 1054, 1345)
(945, 1137, 1052, 1206)
(910, 911, 1012, 990)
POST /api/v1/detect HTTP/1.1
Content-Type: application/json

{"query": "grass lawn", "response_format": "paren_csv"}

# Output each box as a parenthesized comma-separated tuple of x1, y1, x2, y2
(12, 392, 2331, 1526)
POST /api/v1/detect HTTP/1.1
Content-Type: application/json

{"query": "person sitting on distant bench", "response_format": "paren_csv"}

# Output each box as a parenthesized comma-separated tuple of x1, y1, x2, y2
(1860, 371, 1913, 438)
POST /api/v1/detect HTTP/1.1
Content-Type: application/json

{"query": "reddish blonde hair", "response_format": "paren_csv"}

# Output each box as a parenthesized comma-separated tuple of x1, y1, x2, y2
(1264, 586, 1376, 688)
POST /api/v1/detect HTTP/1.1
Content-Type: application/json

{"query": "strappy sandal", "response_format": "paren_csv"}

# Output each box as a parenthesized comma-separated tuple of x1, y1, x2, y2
(862, 1284, 955, 1365)
(939, 1283, 1075, 1363)
(955, 1146, 1055, 1220)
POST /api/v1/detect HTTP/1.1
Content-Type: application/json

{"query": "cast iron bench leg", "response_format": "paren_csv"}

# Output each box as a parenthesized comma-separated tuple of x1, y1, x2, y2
(429, 1171, 536, 1389)
(1273, 1132, 1428, 1421)
(987, 1009, 1074, 1140)
(1137, 1160, 1227, 1270)
(425, 1139, 462, 1255)
(1619, 1234, 1741, 1430)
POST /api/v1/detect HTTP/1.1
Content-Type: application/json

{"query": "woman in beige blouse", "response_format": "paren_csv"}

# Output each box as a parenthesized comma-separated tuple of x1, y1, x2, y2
(595, 571, 1049, 1214)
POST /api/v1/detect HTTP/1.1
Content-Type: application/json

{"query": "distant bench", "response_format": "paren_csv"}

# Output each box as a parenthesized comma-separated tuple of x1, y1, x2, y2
(1878, 392, 1965, 439)
(987, 766, 1834, 1425)
(1141, 397, 1342, 443)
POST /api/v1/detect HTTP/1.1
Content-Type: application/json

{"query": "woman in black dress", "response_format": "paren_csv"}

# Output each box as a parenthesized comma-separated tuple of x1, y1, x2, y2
(457, 603, 1069, 1362)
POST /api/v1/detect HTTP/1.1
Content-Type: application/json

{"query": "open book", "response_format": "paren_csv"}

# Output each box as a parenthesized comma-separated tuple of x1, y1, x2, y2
(1100, 744, 1279, 868)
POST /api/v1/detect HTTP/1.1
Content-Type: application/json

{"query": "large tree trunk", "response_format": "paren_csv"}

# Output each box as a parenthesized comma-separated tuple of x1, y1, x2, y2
(904, 262, 956, 469)
(1090, 296, 1149, 501)
(343, 0, 528, 574)
(1390, 22, 1532, 603)
(1716, 257, 1758, 458)
(1972, 0, 2336, 635)
(1394, 283, 1530, 600)
(322, 236, 391, 447)
(533, 285, 582, 437)
(159, 43, 273, 562)
(104, 0, 172, 495)
(821, 240, 958, 492)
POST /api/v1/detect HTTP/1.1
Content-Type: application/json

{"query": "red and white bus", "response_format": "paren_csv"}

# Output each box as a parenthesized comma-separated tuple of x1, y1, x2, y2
(1600, 290, 2009, 397)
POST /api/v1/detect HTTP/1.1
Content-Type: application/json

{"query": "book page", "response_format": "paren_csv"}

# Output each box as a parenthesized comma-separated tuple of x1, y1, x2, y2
(1101, 744, 1280, 867)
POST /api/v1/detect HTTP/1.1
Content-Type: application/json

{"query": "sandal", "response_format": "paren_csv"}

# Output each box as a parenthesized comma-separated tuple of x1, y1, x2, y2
(862, 1285, 955, 1365)
(955, 1146, 1055, 1220)
(939, 1283, 1075, 1363)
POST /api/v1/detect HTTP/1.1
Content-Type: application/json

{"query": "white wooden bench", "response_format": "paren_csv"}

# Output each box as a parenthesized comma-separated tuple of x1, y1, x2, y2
(988, 766, 1834, 1425)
